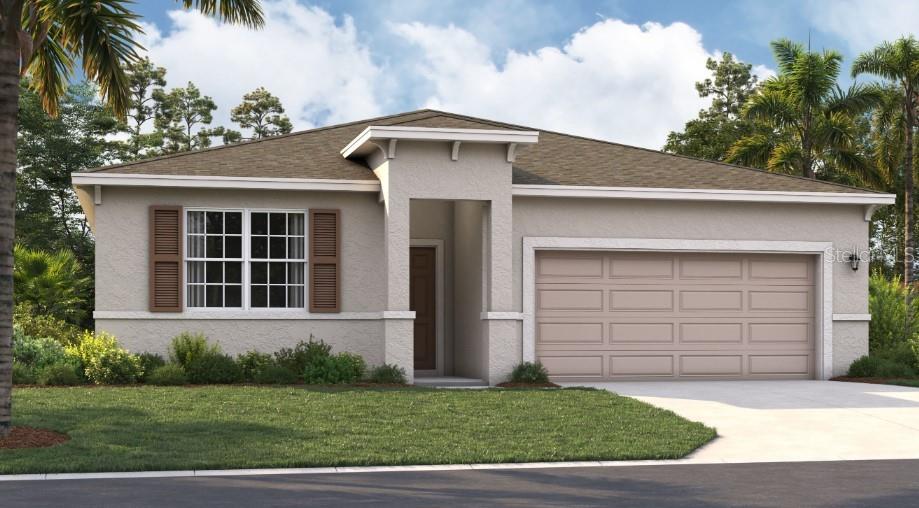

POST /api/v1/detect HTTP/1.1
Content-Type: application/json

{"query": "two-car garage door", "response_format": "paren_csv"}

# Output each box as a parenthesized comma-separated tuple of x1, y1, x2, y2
(535, 251, 816, 380)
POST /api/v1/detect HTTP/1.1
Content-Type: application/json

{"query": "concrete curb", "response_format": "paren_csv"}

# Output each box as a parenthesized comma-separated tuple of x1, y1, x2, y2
(0, 456, 882, 482)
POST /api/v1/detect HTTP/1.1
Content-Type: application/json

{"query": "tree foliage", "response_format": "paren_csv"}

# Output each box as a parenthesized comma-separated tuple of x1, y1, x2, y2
(120, 57, 167, 160)
(12, 245, 92, 325)
(231, 87, 293, 140)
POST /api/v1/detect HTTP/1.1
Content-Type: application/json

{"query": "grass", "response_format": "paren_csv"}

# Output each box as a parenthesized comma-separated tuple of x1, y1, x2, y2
(1, 386, 715, 474)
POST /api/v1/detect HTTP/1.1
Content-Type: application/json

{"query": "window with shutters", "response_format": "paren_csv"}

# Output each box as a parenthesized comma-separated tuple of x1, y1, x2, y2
(184, 209, 307, 310)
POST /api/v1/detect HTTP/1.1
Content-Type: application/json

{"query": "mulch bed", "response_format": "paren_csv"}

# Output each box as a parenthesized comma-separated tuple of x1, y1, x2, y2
(0, 427, 69, 449)
(495, 382, 560, 388)
(831, 376, 919, 385)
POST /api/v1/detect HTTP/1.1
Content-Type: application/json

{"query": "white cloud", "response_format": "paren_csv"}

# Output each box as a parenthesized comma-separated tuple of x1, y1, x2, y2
(812, 0, 919, 53)
(139, 0, 385, 135)
(391, 19, 723, 149)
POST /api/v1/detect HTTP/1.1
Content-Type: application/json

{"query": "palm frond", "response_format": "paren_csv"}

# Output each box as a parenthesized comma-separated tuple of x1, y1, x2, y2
(25, 25, 72, 117)
(180, 0, 265, 28)
(726, 133, 776, 168)
(766, 141, 804, 174)
(743, 88, 797, 127)
(770, 38, 802, 74)
(826, 83, 884, 117)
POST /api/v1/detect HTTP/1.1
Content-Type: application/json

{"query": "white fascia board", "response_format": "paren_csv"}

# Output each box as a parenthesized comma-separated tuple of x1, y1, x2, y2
(341, 125, 539, 158)
(71, 173, 381, 192)
(512, 184, 895, 205)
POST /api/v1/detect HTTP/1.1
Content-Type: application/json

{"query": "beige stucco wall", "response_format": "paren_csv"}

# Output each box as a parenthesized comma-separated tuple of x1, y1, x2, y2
(511, 197, 871, 376)
(93, 186, 388, 358)
(452, 200, 487, 379)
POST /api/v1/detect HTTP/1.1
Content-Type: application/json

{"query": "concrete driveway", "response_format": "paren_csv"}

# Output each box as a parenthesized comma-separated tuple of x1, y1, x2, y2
(564, 380, 919, 463)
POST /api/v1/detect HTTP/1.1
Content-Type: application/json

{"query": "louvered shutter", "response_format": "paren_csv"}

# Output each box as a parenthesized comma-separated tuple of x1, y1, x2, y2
(149, 206, 183, 312)
(309, 209, 340, 313)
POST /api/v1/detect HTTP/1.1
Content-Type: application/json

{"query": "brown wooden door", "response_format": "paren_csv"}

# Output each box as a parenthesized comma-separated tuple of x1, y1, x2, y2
(410, 247, 436, 370)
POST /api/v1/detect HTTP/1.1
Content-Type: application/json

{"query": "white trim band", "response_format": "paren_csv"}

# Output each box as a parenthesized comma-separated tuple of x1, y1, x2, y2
(833, 314, 871, 321)
(512, 184, 895, 206)
(95, 310, 408, 321)
(71, 173, 381, 192)
(481, 312, 524, 320)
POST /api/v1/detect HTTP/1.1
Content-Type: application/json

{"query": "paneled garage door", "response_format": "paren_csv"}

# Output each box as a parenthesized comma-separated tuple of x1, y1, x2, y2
(535, 251, 815, 380)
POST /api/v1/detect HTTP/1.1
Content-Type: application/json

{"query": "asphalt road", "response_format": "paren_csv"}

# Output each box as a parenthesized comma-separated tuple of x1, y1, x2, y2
(4, 460, 919, 507)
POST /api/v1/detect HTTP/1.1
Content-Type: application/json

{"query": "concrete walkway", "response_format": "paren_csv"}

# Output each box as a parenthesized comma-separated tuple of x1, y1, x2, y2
(566, 380, 919, 462)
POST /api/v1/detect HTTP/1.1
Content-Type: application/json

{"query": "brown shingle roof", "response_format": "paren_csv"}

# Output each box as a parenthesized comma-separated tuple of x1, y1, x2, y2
(87, 109, 878, 194)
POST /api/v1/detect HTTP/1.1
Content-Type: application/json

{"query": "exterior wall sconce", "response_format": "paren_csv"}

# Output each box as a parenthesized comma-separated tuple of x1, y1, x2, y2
(847, 248, 860, 271)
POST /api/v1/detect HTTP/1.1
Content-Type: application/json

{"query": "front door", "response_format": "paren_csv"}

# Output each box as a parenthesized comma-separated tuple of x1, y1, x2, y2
(410, 246, 436, 371)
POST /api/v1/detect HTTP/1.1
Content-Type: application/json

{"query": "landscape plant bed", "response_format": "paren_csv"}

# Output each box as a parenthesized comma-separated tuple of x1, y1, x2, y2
(832, 376, 919, 388)
(495, 382, 561, 388)
(0, 427, 69, 450)
(0, 386, 715, 474)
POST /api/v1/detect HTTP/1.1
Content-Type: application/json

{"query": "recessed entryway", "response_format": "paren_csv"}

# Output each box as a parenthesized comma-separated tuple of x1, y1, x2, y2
(411, 246, 437, 372)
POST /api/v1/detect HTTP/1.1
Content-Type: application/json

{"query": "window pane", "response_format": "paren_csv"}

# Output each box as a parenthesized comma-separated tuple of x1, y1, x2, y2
(251, 213, 268, 235)
(206, 236, 224, 258)
(187, 261, 205, 283)
(288, 286, 304, 308)
(188, 211, 205, 234)
(269, 237, 286, 259)
(268, 262, 286, 284)
(288, 236, 304, 259)
(225, 212, 242, 234)
(251, 286, 267, 307)
(187, 284, 204, 307)
(269, 213, 286, 235)
(206, 261, 223, 283)
(225, 285, 242, 307)
(187, 235, 205, 258)
(269, 286, 286, 308)
(288, 213, 304, 235)
(251, 236, 267, 258)
(206, 285, 223, 307)
(288, 263, 304, 284)
(251, 262, 267, 284)
(225, 262, 242, 284)
(206, 211, 223, 234)
(225, 236, 242, 259)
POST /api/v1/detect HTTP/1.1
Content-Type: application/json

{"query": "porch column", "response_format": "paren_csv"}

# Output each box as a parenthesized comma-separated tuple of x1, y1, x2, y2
(381, 191, 414, 383)
(483, 195, 520, 384)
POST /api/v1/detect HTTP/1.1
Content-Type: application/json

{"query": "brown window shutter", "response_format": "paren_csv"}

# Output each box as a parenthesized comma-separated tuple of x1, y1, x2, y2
(149, 206, 183, 312)
(310, 209, 340, 313)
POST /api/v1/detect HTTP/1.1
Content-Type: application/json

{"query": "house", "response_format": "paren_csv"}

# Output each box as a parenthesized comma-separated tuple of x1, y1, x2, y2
(72, 109, 895, 385)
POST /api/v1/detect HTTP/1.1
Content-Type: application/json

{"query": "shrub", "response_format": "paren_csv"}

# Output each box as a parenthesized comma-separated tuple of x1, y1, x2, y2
(12, 328, 69, 368)
(303, 352, 366, 384)
(13, 303, 83, 346)
(253, 364, 299, 385)
(185, 353, 243, 384)
(12, 363, 37, 385)
(13, 245, 92, 325)
(876, 342, 917, 370)
(367, 363, 407, 384)
(147, 364, 188, 386)
(37, 363, 82, 386)
(66, 331, 144, 384)
(509, 361, 550, 384)
(137, 353, 166, 382)
(237, 350, 274, 381)
(274, 337, 331, 375)
(869, 273, 919, 352)
(848, 355, 917, 378)
(169, 332, 221, 368)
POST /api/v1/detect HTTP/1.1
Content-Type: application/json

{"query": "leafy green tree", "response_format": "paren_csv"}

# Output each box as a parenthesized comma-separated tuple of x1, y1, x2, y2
(231, 87, 293, 140)
(120, 57, 167, 159)
(852, 37, 919, 297)
(13, 245, 92, 325)
(0, 0, 265, 438)
(727, 39, 882, 180)
(17, 81, 120, 267)
(154, 82, 221, 152)
(664, 53, 761, 162)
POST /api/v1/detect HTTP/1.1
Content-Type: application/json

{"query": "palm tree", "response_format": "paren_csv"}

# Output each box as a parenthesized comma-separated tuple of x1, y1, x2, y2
(852, 37, 919, 303)
(727, 39, 881, 180)
(0, 1, 264, 438)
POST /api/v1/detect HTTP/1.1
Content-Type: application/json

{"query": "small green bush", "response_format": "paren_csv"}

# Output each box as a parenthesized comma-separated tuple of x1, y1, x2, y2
(509, 361, 550, 384)
(169, 332, 221, 368)
(66, 331, 143, 384)
(848, 355, 917, 378)
(303, 352, 366, 384)
(13, 328, 68, 368)
(275, 337, 331, 375)
(147, 364, 188, 386)
(367, 363, 407, 384)
(12, 302, 83, 347)
(875, 342, 917, 370)
(12, 363, 37, 385)
(237, 350, 274, 381)
(253, 364, 299, 385)
(37, 363, 82, 386)
(185, 353, 243, 384)
(869, 273, 919, 352)
(138, 353, 166, 381)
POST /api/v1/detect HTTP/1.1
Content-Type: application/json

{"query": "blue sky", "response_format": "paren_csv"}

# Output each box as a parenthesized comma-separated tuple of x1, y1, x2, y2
(129, 0, 917, 148)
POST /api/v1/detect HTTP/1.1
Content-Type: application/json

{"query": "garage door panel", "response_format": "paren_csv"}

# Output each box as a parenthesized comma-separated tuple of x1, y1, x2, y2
(536, 251, 815, 380)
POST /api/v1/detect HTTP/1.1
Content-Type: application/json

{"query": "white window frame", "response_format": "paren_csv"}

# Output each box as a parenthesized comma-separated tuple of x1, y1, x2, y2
(183, 207, 309, 312)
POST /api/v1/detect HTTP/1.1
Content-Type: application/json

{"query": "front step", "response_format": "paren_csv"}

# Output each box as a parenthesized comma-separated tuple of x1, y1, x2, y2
(414, 376, 489, 388)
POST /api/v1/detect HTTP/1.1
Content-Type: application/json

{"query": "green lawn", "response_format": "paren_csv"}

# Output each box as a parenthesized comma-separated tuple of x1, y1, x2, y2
(1, 386, 715, 474)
